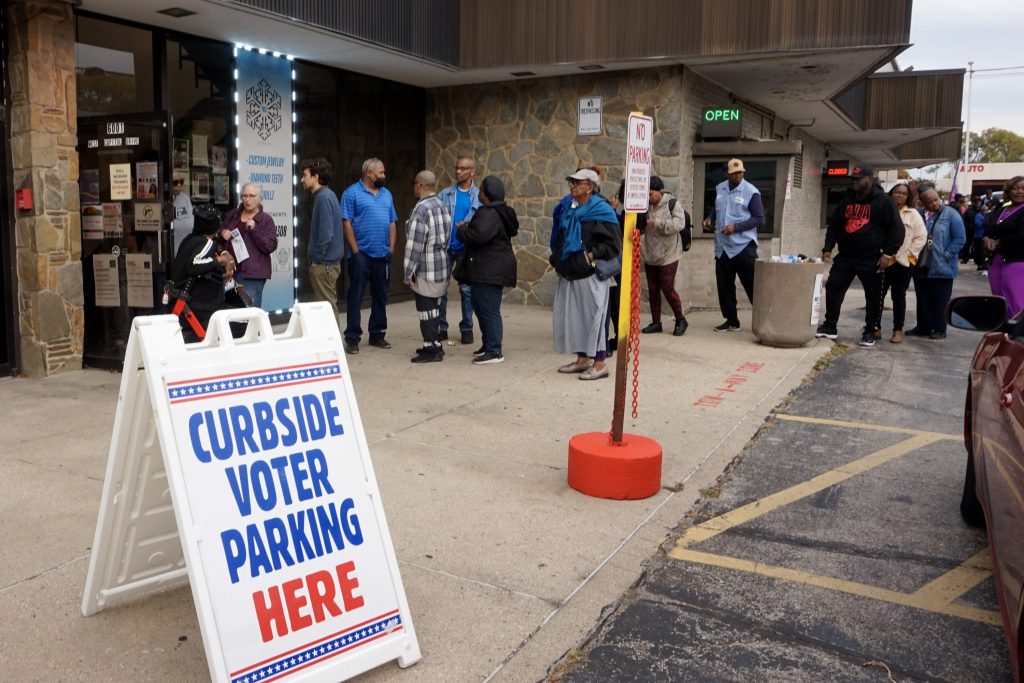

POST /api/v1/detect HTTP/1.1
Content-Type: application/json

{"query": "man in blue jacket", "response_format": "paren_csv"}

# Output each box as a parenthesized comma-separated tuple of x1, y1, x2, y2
(702, 158, 763, 332)
(437, 156, 481, 345)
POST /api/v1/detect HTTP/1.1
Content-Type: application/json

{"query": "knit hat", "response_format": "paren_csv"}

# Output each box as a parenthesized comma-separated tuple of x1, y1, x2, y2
(192, 206, 221, 235)
(480, 175, 506, 202)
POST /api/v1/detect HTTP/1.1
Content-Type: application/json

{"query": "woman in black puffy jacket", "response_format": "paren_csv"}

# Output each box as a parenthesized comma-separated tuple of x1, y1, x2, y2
(455, 176, 518, 364)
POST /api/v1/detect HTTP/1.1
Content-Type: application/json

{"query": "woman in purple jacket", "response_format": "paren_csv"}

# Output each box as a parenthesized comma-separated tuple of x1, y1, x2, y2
(219, 183, 279, 308)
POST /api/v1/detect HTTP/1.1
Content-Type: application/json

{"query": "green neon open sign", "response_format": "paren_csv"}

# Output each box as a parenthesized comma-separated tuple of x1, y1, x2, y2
(701, 107, 742, 139)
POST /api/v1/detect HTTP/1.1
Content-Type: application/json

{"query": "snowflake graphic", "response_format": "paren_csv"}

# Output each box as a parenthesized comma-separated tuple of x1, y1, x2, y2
(245, 79, 283, 141)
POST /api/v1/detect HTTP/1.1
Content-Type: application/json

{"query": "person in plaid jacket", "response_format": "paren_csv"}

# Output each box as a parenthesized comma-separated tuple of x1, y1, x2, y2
(404, 170, 452, 363)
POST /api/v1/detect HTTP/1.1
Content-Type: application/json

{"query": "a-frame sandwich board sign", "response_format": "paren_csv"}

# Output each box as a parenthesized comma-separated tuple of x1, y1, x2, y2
(82, 304, 421, 682)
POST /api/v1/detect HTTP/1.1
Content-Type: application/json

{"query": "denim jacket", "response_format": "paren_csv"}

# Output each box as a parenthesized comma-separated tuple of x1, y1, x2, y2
(438, 182, 481, 252)
(922, 206, 966, 279)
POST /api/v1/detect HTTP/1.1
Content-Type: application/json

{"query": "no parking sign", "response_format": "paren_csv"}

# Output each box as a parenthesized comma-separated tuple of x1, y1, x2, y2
(82, 305, 420, 682)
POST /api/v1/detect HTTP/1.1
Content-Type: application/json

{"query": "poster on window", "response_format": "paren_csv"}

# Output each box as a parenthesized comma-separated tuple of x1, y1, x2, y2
(134, 202, 162, 232)
(110, 163, 131, 200)
(102, 203, 123, 237)
(80, 169, 100, 205)
(213, 174, 230, 205)
(125, 253, 154, 308)
(236, 48, 293, 311)
(211, 146, 227, 173)
(192, 171, 211, 202)
(135, 162, 159, 199)
(173, 139, 190, 171)
(82, 205, 104, 240)
(92, 254, 120, 307)
(192, 134, 209, 166)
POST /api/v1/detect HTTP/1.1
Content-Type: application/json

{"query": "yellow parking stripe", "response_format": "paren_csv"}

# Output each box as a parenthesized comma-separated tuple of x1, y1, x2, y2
(775, 414, 961, 440)
(676, 433, 942, 547)
(666, 416, 1001, 625)
(911, 548, 993, 607)
(669, 547, 1002, 626)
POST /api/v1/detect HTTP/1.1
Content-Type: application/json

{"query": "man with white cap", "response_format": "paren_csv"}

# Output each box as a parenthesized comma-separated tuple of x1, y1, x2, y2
(702, 158, 763, 331)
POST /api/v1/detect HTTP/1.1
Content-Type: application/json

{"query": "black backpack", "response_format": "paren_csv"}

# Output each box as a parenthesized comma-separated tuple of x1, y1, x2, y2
(669, 198, 693, 252)
(639, 198, 691, 251)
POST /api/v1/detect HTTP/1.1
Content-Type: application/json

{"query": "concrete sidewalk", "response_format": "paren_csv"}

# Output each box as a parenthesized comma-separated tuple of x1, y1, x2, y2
(0, 298, 836, 682)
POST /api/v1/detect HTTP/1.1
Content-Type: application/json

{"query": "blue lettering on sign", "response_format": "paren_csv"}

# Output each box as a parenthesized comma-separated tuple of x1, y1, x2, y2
(220, 497, 364, 584)
(187, 390, 344, 462)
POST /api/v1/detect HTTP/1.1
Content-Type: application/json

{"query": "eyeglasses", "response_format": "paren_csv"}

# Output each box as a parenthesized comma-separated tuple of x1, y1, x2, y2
(172, 179, 183, 186)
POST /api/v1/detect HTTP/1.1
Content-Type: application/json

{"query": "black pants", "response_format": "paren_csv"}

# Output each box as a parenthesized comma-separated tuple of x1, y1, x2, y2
(880, 263, 913, 331)
(973, 237, 987, 269)
(607, 282, 620, 352)
(414, 293, 442, 346)
(823, 255, 883, 331)
(715, 241, 757, 325)
(913, 276, 954, 335)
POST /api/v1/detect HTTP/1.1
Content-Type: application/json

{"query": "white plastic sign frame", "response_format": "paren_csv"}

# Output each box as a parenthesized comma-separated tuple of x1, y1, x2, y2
(624, 112, 654, 213)
(82, 304, 420, 683)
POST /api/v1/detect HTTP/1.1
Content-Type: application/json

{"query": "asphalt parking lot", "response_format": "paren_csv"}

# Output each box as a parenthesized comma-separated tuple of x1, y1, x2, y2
(558, 272, 1011, 682)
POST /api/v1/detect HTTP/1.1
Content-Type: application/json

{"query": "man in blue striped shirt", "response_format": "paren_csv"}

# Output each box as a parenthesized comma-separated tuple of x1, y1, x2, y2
(341, 157, 398, 354)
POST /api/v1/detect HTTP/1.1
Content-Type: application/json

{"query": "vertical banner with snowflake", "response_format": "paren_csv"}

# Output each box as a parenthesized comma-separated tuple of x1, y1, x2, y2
(236, 48, 294, 312)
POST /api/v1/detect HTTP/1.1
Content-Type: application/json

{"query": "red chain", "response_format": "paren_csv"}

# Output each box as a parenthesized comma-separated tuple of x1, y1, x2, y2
(627, 225, 642, 419)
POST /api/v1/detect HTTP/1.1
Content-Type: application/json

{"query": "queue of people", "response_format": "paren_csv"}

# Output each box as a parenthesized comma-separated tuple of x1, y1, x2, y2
(168, 153, 1016, 372)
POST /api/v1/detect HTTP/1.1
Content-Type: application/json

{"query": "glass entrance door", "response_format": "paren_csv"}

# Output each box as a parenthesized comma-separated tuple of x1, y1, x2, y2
(78, 113, 171, 369)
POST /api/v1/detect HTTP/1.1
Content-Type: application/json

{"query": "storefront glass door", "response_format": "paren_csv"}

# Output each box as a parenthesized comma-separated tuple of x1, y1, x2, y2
(78, 113, 171, 369)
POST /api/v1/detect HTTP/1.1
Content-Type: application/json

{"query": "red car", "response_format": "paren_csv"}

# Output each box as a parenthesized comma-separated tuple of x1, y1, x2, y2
(950, 295, 1024, 681)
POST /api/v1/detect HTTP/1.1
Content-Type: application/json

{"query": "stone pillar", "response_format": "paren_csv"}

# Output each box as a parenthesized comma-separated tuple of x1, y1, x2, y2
(8, 0, 82, 377)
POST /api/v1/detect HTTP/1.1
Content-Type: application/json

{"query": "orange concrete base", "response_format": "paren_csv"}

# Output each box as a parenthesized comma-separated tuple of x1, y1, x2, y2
(567, 431, 663, 500)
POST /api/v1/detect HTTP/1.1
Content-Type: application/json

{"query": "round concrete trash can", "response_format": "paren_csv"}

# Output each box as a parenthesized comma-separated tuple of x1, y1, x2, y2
(751, 259, 827, 347)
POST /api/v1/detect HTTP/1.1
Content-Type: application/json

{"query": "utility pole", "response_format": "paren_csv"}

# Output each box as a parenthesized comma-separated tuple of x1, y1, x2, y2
(963, 61, 974, 163)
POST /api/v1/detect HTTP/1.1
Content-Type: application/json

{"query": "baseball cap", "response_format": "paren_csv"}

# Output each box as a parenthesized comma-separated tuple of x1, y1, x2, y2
(727, 159, 745, 174)
(566, 169, 601, 185)
(849, 162, 874, 178)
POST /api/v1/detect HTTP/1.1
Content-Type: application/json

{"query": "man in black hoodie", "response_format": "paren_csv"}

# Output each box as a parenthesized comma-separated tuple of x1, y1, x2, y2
(815, 163, 904, 347)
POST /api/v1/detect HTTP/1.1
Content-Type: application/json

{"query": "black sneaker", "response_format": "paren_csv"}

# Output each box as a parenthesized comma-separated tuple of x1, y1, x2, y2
(473, 351, 504, 365)
(858, 330, 876, 347)
(673, 318, 688, 336)
(343, 341, 359, 354)
(714, 321, 740, 332)
(814, 324, 838, 340)
(461, 330, 474, 345)
(472, 346, 486, 357)
(438, 331, 449, 341)
(641, 321, 663, 334)
(411, 348, 443, 363)
(368, 337, 391, 349)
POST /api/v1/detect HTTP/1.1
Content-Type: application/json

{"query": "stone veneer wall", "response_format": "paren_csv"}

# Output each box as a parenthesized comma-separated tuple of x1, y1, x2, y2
(427, 65, 832, 314)
(426, 67, 686, 306)
(7, 1, 81, 377)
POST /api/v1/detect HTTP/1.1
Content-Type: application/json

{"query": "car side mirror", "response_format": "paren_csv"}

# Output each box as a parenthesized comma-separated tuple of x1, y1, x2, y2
(947, 296, 1008, 332)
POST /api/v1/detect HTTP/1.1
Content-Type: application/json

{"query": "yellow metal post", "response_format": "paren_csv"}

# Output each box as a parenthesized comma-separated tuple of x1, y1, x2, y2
(611, 212, 636, 444)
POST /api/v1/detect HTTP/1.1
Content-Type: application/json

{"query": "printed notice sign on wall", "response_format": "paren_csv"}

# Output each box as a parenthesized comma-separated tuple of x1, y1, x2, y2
(577, 97, 603, 136)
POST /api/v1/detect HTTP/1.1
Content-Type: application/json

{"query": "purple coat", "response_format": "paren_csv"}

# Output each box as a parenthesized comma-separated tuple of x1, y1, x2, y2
(220, 205, 279, 280)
